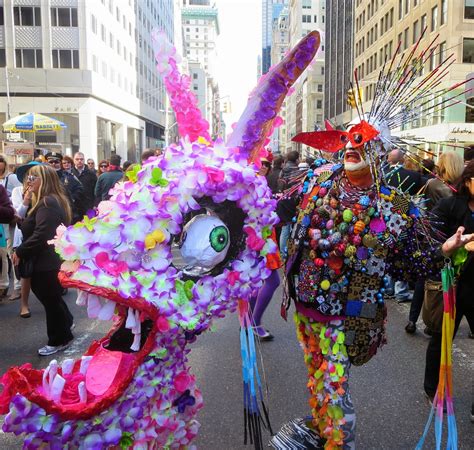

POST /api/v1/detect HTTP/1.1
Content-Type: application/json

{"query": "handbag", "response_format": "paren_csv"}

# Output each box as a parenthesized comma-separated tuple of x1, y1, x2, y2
(18, 257, 35, 279)
(421, 279, 444, 333)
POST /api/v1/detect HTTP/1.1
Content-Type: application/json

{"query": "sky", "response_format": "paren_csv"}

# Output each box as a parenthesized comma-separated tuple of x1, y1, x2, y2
(214, 0, 261, 129)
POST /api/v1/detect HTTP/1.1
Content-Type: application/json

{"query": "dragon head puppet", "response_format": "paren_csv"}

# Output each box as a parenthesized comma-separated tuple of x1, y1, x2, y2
(0, 31, 320, 448)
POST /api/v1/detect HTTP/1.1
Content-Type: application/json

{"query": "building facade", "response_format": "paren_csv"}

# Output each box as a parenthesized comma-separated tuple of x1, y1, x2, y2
(324, 0, 354, 126)
(284, 0, 325, 156)
(270, 5, 289, 154)
(182, 0, 222, 138)
(0, 0, 175, 163)
(353, 0, 474, 151)
(262, 0, 287, 75)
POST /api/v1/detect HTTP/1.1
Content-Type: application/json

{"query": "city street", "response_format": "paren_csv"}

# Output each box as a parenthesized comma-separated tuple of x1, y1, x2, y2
(0, 282, 473, 449)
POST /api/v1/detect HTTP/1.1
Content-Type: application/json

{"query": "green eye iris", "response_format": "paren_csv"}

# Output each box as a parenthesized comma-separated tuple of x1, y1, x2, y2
(210, 226, 229, 253)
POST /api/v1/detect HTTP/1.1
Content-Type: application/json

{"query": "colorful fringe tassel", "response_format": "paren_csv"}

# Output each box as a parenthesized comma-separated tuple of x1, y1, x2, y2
(238, 300, 272, 449)
(416, 264, 458, 450)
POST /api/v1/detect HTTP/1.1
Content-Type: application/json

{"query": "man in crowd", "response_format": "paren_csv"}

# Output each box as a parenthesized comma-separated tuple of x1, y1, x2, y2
(95, 153, 123, 201)
(46, 151, 83, 223)
(87, 158, 96, 172)
(72, 152, 97, 216)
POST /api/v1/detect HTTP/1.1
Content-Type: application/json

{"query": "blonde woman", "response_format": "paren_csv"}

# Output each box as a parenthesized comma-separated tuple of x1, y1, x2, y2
(405, 150, 465, 335)
(12, 164, 74, 356)
(424, 150, 465, 209)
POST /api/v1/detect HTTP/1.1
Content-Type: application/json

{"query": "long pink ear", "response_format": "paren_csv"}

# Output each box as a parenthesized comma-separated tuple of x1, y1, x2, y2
(152, 30, 211, 143)
(226, 31, 320, 163)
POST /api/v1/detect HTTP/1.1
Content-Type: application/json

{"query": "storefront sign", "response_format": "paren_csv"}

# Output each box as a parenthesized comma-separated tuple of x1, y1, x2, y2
(54, 107, 78, 113)
(450, 127, 472, 134)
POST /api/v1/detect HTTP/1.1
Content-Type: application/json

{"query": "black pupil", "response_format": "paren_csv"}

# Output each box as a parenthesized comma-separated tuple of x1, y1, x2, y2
(353, 133, 363, 144)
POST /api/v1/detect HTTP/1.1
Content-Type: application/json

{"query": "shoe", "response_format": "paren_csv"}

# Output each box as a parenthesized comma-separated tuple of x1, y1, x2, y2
(424, 327, 433, 337)
(70, 322, 76, 331)
(20, 310, 31, 319)
(0, 287, 8, 301)
(254, 327, 274, 341)
(468, 332, 474, 339)
(396, 297, 411, 303)
(38, 342, 71, 356)
(405, 321, 416, 334)
(8, 290, 21, 301)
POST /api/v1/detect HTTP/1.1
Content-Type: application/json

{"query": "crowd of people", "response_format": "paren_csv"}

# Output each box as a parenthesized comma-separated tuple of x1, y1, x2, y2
(0, 146, 162, 355)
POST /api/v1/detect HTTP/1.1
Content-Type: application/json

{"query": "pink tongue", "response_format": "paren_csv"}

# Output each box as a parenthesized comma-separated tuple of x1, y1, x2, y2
(85, 346, 123, 396)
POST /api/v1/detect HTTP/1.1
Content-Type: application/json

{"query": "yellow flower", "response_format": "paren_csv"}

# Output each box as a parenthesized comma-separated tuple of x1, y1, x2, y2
(144, 229, 166, 250)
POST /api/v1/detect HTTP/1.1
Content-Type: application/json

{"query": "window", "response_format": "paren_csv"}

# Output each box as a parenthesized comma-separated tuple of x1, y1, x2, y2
(13, 6, 41, 26)
(109, 32, 114, 48)
(51, 8, 78, 26)
(404, 28, 409, 50)
(92, 55, 98, 72)
(429, 50, 436, 70)
(439, 42, 446, 64)
(405, 0, 409, 14)
(321, 66, 324, 75)
(302, 0, 312, 8)
(314, 15, 317, 23)
(101, 24, 106, 42)
(52, 49, 79, 68)
(413, 20, 419, 44)
(0, 49, 5, 67)
(398, 0, 402, 20)
(463, 38, 474, 63)
(317, 84, 323, 92)
(91, 15, 97, 33)
(466, 98, 474, 123)
(0, 7, 4, 26)
(302, 15, 311, 23)
(441, 0, 447, 25)
(15, 49, 42, 68)
(466, 0, 474, 19)
(421, 14, 427, 32)
(431, 6, 438, 31)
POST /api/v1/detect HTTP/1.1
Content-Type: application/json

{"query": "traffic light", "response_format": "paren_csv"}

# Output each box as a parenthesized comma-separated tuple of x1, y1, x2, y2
(347, 88, 363, 108)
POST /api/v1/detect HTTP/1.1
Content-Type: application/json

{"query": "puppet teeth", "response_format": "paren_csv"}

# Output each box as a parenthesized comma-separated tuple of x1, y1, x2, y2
(48, 360, 58, 387)
(79, 355, 93, 375)
(98, 300, 116, 321)
(42, 366, 50, 396)
(87, 295, 102, 319)
(125, 308, 137, 329)
(50, 374, 66, 404)
(130, 332, 141, 352)
(76, 290, 88, 306)
(78, 381, 87, 403)
(61, 359, 75, 375)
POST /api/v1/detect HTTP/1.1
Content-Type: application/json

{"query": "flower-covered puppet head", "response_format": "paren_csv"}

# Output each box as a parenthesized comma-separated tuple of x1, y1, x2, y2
(0, 31, 320, 449)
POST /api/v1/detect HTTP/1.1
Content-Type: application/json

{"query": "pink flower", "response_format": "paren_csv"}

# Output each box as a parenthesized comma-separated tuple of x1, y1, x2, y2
(204, 167, 225, 183)
(227, 271, 240, 286)
(174, 371, 193, 393)
(156, 316, 170, 333)
(243, 226, 265, 251)
(95, 252, 128, 277)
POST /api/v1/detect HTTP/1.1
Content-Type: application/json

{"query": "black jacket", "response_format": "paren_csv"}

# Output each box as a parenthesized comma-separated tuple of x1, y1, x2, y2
(432, 195, 474, 282)
(385, 166, 423, 196)
(72, 167, 97, 214)
(0, 185, 14, 224)
(16, 196, 69, 272)
(95, 169, 123, 201)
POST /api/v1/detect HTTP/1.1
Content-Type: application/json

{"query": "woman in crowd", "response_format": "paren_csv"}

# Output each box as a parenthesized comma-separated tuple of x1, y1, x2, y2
(10, 162, 42, 316)
(423, 161, 474, 402)
(61, 155, 74, 173)
(12, 164, 74, 356)
(0, 156, 21, 299)
(97, 159, 109, 177)
(250, 158, 281, 341)
(405, 150, 465, 334)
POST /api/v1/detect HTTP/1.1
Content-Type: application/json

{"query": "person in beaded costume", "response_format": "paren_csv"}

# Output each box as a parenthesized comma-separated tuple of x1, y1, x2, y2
(272, 27, 471, 449)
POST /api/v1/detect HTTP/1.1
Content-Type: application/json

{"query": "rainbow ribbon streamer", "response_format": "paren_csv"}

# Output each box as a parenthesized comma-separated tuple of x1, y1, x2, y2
(238, 300, 272, 450)
(416, 264, 458, 450)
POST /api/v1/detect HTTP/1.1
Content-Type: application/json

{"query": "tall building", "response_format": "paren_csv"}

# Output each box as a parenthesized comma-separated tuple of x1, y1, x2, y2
(0, 0, 175, 162)
(285, 0, 325, 156)
(324, 0, 354, 126)
(354, 0, 474, 151)
(262, 0, 287, 75)
(270, 6, 289, 154)
(182, 0, 223, 138)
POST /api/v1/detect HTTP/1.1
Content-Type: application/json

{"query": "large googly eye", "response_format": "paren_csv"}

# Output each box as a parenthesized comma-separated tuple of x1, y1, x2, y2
(177, 215, 231, 276)
(352, 133, 363, 144)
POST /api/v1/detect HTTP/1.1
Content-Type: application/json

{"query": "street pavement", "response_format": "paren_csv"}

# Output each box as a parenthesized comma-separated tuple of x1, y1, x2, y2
(0, 283, 472, 449)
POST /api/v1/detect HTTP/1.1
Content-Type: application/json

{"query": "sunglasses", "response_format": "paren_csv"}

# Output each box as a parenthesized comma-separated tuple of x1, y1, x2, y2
(48, 159, 61, 164)
(27, 175, 39, 182)
(100, 164, 108, 168)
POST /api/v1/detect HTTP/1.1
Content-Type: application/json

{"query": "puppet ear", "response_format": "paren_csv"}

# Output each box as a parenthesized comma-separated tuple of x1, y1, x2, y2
(227, 31, 320, 163)
(292, 130, 349, 153)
